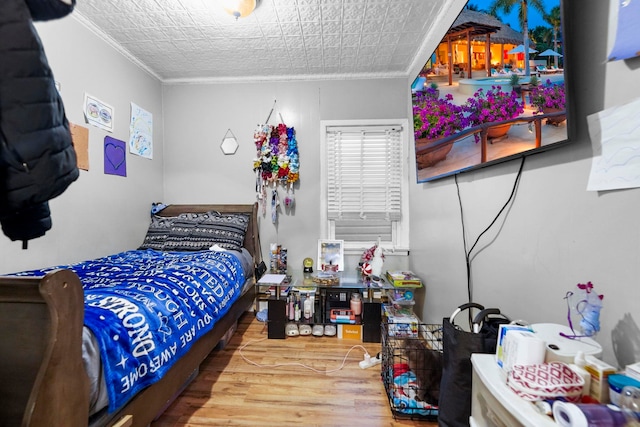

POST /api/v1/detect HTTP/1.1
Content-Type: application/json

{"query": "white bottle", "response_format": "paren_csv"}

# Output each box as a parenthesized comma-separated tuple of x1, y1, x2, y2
(569, 351, 591, 397)
(294, 302, 301, 322)
(303, 293, 312, 320)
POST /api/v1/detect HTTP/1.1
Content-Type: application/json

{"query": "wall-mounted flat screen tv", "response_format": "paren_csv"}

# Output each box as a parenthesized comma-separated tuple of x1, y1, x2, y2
(413, 0, 570, 183)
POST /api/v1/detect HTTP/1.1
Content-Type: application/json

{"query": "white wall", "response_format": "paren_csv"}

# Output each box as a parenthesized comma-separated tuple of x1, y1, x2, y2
(0, 16, 164, 274)
(161, 78, 410, 274)
(4, 0, 636, 370)
(409, 0, 640, 368)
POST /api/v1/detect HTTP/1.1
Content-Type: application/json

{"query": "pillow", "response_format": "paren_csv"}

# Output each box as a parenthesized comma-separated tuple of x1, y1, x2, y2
(139, 215, 177, 250)
(164, 211, 250, 252)
(163, 212, 210, 252)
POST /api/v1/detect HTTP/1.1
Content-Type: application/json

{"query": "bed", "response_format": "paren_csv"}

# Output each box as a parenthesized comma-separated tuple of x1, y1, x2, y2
(0, 203, 263, 427)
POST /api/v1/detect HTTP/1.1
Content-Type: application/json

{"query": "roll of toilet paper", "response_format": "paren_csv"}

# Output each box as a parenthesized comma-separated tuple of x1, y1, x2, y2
(553, 402, 627, 427)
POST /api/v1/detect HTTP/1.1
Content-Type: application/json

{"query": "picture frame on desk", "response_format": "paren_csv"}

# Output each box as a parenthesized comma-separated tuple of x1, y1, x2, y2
(317, 239, 344, 272)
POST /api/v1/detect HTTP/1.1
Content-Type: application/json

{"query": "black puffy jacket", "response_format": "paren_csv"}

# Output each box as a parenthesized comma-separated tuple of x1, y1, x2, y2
(0, 0, 79, 246)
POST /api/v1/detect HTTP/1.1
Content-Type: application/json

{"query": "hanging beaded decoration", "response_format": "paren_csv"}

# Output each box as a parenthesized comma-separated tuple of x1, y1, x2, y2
(253, 102, 299, 223)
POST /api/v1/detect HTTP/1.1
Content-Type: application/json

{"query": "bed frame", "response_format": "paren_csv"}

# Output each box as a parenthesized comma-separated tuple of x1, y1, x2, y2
(0, 203, 262, 427)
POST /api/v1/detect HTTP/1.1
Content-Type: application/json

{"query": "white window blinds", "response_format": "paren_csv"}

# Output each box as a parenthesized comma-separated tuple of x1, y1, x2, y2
(326, 125, 403, 243)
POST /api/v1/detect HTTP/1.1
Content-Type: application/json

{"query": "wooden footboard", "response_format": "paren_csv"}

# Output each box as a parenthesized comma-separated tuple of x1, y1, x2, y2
(0, 203, 262, 427)
(0, 269, 90, 427)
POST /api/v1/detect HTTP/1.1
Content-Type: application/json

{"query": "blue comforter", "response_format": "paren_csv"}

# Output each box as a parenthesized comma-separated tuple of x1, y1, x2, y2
(14, 249, 246, 412)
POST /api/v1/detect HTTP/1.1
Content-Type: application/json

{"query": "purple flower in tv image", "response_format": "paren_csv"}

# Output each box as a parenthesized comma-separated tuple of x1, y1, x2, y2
(463, 85, 525, 127)
(413, 88, 466, 140)
(531, 79, 566, 113)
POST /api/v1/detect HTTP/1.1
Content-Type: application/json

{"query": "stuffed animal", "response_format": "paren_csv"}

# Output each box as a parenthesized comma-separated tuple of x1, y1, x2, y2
(369, 244, 384, 277)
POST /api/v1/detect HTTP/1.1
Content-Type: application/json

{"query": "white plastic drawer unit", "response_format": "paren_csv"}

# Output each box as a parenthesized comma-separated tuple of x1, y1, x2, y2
(470, 354, 557, 427)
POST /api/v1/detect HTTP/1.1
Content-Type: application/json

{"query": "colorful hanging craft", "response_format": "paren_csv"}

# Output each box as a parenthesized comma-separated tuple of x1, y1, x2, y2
(253, 102, 299, 221)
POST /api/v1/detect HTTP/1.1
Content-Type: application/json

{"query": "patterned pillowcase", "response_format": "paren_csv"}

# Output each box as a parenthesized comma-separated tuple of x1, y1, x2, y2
(162, 212, 209, 252)
(164, 211, 250, 252)
(139, 215, 177, 250)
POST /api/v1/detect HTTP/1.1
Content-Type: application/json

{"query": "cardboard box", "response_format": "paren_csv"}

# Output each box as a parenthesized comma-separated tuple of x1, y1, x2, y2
(584, 355, 617, 403)
(338, 324, 362, 340)
(496, 324, 535, 370)
(497, 327, 546, 373)
(383, 305, 419, 338)
(626, 361, 640, 382)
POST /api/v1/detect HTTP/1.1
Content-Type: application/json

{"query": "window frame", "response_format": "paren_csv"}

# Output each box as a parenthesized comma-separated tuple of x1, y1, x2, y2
(320, 119, 410, 255)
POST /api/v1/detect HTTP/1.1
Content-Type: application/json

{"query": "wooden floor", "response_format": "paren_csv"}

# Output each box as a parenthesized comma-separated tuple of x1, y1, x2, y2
(152, 313, 438, 427)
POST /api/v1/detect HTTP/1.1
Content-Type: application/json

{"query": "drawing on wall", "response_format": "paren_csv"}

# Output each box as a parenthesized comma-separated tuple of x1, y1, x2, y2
(129, 102, 153, 159)
(608, 0, 640, 61)
(84, 93, 114, 132)
(104, 136, 127, 177)
(587, 97, 640, 191)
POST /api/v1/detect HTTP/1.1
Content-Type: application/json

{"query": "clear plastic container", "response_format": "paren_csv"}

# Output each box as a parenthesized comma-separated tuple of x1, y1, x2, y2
(386, 290, 416, 308)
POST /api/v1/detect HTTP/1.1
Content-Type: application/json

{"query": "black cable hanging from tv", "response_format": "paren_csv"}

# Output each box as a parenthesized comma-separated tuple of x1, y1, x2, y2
(455, 156, 526, 305)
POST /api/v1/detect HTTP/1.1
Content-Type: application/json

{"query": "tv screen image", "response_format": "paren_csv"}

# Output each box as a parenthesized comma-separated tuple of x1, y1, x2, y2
(412, 2, 570, 183)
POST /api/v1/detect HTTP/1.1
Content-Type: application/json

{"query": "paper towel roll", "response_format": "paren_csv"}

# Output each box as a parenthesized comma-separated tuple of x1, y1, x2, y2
(553, 402, 627, 427)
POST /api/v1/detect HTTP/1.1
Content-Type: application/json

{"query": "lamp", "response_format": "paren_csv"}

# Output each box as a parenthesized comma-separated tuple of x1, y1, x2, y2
(222, 0, 257, 19)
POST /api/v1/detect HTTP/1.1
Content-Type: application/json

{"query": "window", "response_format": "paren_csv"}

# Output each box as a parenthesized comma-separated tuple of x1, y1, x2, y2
(320, 119, 410, 253)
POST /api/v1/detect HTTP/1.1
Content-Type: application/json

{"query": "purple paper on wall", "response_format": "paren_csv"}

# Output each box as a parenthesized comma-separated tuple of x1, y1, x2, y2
(608, 0, 640, 61)
(104, 136, 127, 177)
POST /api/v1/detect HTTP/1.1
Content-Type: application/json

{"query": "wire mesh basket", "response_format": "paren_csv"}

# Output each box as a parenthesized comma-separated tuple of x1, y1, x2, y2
(381, 322, 443, 420)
